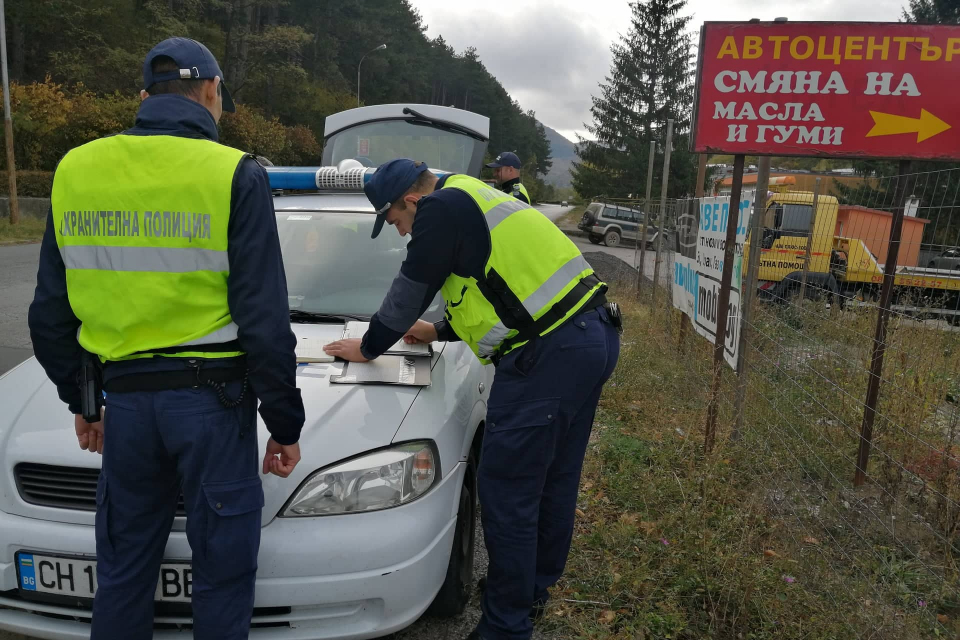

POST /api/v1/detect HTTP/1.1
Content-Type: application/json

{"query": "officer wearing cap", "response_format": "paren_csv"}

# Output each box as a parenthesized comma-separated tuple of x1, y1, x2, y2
(486, 151, 530, 204)
(28, 37, 305, 639)
(324, 159, 621, 640)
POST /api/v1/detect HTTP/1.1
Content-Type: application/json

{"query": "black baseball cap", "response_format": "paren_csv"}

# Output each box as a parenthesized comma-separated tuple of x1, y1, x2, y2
(485, 152, 522, 169)
(364, 159, 430, 239)
(143, 37, 236, 112)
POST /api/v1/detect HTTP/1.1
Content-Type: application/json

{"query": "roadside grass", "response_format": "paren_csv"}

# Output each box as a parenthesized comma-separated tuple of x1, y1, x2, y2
(539, 290, 959, 639)
(556, 205, 586, 229)
(0, 217, 45, 243)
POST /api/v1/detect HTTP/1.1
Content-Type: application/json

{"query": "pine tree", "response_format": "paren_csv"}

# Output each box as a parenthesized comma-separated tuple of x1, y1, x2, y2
(903, 0, 960, 23)
(572, 0, 698, 200)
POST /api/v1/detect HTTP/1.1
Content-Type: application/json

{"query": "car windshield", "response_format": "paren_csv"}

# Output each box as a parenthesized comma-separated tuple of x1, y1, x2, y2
(277, 210, 443, 320)
(323, 119, 485, 174)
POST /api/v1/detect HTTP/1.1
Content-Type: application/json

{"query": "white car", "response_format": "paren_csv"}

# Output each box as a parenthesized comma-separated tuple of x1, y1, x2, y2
(0, 104, 496, 639)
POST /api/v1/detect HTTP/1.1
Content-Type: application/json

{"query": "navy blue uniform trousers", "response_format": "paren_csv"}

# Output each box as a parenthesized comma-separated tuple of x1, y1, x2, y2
(476, 306, 620, 640)
(91, 368, 261, 640)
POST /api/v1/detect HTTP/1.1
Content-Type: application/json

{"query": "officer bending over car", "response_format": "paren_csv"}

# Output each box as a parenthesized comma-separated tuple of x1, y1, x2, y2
(324, 158, 622, 640)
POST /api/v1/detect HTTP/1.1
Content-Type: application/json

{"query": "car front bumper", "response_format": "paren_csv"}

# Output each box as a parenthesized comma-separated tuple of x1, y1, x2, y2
(0, 461, 465, 640)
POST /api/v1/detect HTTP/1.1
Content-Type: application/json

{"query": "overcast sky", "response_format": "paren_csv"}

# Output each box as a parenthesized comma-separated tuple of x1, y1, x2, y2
(409, 0, 906, 142)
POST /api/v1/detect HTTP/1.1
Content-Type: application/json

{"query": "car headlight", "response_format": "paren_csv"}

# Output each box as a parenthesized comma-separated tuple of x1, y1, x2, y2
(281, 441, 438, 517)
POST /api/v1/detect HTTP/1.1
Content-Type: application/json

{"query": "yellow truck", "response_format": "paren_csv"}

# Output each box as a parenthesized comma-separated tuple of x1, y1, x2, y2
(745, 191, 960, 322)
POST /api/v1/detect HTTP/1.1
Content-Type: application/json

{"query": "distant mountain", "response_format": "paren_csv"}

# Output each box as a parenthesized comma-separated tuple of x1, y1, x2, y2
(541, 124, 579, 188)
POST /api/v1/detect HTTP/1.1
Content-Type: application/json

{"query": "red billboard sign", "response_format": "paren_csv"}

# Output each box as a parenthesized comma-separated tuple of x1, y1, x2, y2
(691, 22, 960, 160)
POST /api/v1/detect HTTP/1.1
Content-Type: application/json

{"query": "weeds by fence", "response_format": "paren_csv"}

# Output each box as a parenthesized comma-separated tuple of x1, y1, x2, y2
(583, 167, 960, 638)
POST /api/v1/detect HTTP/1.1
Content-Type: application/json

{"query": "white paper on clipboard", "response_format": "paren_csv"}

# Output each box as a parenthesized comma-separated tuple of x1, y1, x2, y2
(330, 355, 431, 386)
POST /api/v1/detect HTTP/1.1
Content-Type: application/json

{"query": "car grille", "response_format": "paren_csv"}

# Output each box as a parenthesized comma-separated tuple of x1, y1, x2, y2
(14, 463, 186, 516)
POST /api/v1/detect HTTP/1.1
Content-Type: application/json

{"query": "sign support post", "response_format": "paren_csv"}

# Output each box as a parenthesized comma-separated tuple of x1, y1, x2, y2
(704, 154, 745, 454)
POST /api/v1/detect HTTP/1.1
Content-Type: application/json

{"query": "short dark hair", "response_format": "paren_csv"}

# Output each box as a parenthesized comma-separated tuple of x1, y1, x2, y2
(146, 55, 207, 100)
(403, 162, 438, 196)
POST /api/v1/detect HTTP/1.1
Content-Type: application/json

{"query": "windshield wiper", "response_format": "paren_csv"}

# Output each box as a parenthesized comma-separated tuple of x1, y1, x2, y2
(402, 107, 488, 142)
(289, 310, 369, 324)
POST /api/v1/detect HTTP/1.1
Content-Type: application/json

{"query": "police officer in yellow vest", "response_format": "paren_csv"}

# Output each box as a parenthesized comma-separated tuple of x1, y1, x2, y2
(28, 37, 305, 639)
(486, 151, 530, 204)
(324, 159, 621, 640)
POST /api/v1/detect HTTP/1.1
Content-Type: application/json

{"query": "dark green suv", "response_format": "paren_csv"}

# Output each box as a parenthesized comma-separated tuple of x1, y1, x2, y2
(578, 202, 669, 249)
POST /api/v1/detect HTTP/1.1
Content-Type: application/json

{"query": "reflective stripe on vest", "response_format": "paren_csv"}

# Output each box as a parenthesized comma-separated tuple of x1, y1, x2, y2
(439, 174, 604, 363)
(60, 245, 230, 273)
(51, 134, 248, 362)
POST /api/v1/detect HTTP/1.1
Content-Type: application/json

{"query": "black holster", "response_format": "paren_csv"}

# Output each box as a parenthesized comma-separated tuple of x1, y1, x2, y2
(79, 351, 103, 423)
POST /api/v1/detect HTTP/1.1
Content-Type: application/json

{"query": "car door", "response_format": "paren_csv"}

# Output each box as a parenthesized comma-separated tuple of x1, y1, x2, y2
(619, 207, 640, 241)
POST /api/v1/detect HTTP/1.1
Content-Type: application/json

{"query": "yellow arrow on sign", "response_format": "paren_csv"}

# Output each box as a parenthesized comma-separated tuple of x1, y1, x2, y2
(866, 109, 952, 143)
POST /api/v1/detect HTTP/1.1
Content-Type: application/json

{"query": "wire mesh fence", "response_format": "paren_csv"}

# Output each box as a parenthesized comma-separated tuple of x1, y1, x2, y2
(609, 166, 960, 637)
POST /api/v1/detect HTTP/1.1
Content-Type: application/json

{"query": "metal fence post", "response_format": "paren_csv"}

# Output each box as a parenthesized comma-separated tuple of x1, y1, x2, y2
(637, 140, 656, 295)
(680, 155, 709, 352)
(854, 161, 913, 487)
(704, 154, 745, 455)
(652, 119, 674, 305)
(798, 178, 822, 303)
(732, 156, 770, 439)
(0, 0, 19, 225)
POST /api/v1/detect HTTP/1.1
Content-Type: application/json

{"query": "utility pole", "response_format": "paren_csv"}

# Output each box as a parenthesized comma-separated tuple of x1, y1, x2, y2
(0, 0, 18, 224)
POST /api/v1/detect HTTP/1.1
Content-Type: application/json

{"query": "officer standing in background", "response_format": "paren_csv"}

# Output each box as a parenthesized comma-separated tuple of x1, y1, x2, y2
(28, 37, 305, 640)
(486, 151, 531, 204)
(323, 158, 621, 640)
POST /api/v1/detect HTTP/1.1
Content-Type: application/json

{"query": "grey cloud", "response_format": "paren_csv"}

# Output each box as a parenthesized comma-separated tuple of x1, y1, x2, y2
(421, 2, 615, 134)
(417, 0, 906, 140)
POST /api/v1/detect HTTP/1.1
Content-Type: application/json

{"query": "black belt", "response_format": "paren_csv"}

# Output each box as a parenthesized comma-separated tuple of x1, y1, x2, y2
(128, 340, 243, 357)
(103, 359, 247, 393)
(491, 275, 607, 366)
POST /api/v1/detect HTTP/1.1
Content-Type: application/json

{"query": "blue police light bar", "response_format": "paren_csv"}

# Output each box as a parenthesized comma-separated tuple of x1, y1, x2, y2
(265, 166, 450, 192)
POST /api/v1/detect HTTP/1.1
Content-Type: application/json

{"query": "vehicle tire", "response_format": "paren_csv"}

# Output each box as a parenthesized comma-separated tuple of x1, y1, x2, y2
(929, 262, 937, 269)
(426, 452, 477, 618)
(589, 235, 601, 245)
(604, 230, 621, 247)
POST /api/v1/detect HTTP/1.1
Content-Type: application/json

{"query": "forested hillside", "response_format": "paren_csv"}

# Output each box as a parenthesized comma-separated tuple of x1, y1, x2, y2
(2, 0, 553, 198)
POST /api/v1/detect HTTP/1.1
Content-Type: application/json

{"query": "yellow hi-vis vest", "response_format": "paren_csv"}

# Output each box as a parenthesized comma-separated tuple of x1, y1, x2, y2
(439, 175, 604, 364)
(51, 134, 249, 362)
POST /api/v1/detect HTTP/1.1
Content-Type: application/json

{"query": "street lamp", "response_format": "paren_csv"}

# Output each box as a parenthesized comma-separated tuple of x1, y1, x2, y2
(357, 44, 387, 107)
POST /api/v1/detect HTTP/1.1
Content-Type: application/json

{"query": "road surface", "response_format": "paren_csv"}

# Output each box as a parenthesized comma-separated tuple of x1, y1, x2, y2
(0, 242, 39, 376)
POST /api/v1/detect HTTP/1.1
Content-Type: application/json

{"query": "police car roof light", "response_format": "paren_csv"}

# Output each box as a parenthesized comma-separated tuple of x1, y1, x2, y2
(265, 166, 450, 192)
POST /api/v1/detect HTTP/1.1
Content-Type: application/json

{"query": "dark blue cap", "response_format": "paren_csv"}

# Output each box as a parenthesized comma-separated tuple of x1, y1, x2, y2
(485, 151, 522, 169)
(364, 158, 430, 239)
(143, 37, 236, 112)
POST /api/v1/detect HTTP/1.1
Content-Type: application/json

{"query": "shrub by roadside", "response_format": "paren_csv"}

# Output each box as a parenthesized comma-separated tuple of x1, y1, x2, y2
(0, 216, 45, 243)
(0, 171, 53, 198)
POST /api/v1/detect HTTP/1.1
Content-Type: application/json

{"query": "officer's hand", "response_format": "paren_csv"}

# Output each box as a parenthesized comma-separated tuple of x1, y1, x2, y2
(403, 320, 438, 345)
(74, 412, 104, 455)
(263, 438, 301, 478)
(323, 338, 369, 362)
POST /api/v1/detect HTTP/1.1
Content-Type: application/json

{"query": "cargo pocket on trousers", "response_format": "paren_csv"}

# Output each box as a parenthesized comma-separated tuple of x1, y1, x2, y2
(487, 397, 561, 433)
(95, 474, 114, 556)
(200, 476, 264, 585)
(483, 397, 562, 478)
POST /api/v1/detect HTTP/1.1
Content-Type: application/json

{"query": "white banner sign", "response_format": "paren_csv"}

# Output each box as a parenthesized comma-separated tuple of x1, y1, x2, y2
(672, 195, 754, 370)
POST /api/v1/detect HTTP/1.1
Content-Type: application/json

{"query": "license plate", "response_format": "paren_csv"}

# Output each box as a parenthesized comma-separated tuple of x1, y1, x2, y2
(17, 552, 192, 602)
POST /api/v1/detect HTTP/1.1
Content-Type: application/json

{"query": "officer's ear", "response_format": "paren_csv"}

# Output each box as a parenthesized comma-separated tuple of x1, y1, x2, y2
(402, 193, 422, 209)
